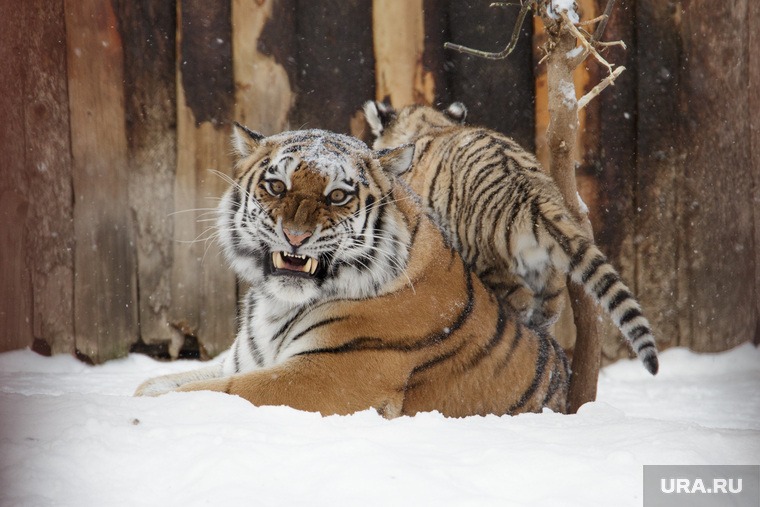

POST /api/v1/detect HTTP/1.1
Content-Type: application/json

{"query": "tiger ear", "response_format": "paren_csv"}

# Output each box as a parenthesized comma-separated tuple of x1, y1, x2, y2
(376, 143, 414, 177)
(232, 121, 264, 158)
(445, 102, 467, 123)
(363, 100, 397, 138)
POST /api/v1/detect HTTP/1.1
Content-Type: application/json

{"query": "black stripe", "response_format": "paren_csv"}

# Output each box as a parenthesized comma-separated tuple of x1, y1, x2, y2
(592, 272, 619, 299)
(628, 325, 651, 343)
(540, 340, 567, 409)
(619, 308, 643, 326)
(539, 213, 574, 258)
(607, 289, 633, 312)
(271, 309, 305, 343)
(415, 137, 434, 161)
(233, 339, 241, 373)
(508, 330, 551, 414)
(636, 342, 656, 353)
(425, 135, 460, 216)
(529, 198, 541, 242)
(581, 255, 607, 284)
(465, 303, 508, 370)
(496, 320, 523, 372)
(290, 316, 350, 343)
(568, 240, 591, 271)
(406, 342, 468, 389)
(247, 333, 263, 368)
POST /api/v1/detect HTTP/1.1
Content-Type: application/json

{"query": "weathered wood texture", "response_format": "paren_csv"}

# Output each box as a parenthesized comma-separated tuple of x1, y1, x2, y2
(232, 0, 293, 136)
(752, 0, 760, 345)
(372, 0, 433, 108)
(170, 0, 237, 359)
(448, 1, 536, 150)
(1, 0, 757, 363)
(628, 0, 757, 354)
(66, 0, 138, 363)
(0, 0, 35, 354)
(0, 0, 75, 356)
(114, 0, 178, 355)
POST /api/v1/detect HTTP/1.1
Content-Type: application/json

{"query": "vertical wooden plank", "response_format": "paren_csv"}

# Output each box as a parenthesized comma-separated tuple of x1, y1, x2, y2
(422, 0, 452, 107)
(372, 0, 433, 108)
(66, 0, 138, 363)
(676, 0, 755, 351)
(289, 0, 375, 138)
(171, 0, 237, 358)
(448, 1, 535, 150)
(113, 0, 179, 356)
(232, 0, 293, 136)
(25, 0, 76, 356)
(751, 0, 760, 345)
(634, 0, 682, 352)
(0, 0, 33, 353)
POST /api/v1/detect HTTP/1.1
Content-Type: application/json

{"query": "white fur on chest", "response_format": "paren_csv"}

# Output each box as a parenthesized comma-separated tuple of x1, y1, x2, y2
(222, 288, 321, 376)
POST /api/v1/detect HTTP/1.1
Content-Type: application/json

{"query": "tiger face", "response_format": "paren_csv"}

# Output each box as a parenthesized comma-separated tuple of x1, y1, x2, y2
(218, 125, 414, 307)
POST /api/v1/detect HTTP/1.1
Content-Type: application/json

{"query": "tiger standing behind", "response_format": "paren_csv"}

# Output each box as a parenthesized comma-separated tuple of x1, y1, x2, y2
(364, 101, 658, 375)
(135, 125, 570, 417)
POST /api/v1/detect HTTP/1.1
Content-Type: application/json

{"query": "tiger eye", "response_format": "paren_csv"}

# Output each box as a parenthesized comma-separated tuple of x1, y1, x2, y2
(268, 180, 286, 196)
(329, 189, 346, 203)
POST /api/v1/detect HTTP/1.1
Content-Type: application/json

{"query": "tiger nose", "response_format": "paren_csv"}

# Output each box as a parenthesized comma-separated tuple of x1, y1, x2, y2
(283, 228, 312, 247)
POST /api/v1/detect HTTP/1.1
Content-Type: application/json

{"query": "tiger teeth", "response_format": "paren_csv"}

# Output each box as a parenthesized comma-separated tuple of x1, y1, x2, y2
(271, 251, 319, 275)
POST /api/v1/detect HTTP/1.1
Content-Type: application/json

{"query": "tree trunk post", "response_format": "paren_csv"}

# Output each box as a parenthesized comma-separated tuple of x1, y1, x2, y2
(538, 1, 604, 413)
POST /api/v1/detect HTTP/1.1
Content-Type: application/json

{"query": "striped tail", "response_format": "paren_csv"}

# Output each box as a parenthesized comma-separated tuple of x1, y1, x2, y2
(568, 241, 659, 375)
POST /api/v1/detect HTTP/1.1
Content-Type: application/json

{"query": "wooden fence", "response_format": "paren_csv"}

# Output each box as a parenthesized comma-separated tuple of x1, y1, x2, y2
(1, 0, 758, 364)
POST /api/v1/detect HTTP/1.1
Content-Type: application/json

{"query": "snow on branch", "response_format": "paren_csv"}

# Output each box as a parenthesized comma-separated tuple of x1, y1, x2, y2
(444, 0, 627, 111)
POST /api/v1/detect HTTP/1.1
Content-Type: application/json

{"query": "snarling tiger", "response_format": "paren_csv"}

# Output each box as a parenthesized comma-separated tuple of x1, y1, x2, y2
(364, 101, 658, 375)
(135, 125, 570, 417)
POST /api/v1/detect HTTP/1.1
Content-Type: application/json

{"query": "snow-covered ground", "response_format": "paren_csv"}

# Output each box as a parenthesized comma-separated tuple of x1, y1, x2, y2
(1, 343, 758, 507)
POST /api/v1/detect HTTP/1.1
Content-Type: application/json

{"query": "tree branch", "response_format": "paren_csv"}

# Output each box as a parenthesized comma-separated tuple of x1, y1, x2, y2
(443, 2, 532, 60)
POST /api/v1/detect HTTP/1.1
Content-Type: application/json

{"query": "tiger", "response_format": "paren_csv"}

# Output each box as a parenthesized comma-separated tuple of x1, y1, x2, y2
(134, 125, 570, 417)
(363, 100, 658, 375)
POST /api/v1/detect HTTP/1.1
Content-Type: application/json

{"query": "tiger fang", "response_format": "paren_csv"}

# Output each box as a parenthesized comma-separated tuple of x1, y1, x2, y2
(272, 251, 319, 276)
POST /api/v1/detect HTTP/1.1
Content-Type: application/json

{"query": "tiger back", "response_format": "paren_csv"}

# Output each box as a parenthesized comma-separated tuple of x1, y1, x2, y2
(135, 125, 570, 417)
(364, 101, 659, 375)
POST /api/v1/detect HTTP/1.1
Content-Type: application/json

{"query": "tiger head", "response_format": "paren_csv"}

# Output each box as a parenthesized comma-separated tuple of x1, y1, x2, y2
(218, 124, 415, 307)
(363, 101, 467, 150)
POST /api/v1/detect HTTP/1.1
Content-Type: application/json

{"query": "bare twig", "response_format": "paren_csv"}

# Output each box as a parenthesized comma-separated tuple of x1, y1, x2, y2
(578, 66, 625, 109)
(591, 0, 617, 45)
(577, 14, 608, 27)
(559, 11, 610, 71)
(444, 1, 533, 60)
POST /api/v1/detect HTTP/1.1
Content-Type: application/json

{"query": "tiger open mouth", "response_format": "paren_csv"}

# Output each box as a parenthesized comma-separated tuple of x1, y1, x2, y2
(271, 251, 319, 277)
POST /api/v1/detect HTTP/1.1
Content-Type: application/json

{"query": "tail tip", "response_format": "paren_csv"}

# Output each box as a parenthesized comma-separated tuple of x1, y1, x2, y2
(642, 353, 659, 375)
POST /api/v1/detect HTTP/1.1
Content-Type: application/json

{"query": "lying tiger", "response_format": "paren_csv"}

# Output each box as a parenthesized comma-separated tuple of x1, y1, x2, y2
(135, 125, 569, 417)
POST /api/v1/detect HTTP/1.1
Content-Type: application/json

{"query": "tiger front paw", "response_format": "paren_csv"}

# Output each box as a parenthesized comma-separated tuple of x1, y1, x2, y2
(134, 376, 181, 397)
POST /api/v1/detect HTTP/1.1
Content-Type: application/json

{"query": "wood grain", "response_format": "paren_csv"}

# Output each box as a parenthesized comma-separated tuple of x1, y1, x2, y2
(372, 0, 433, 108)
(114, 0, 178, 354)
(66, 0, 138, 363)
(170, 0, 237, 359)
(0, 0, 34, 353)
